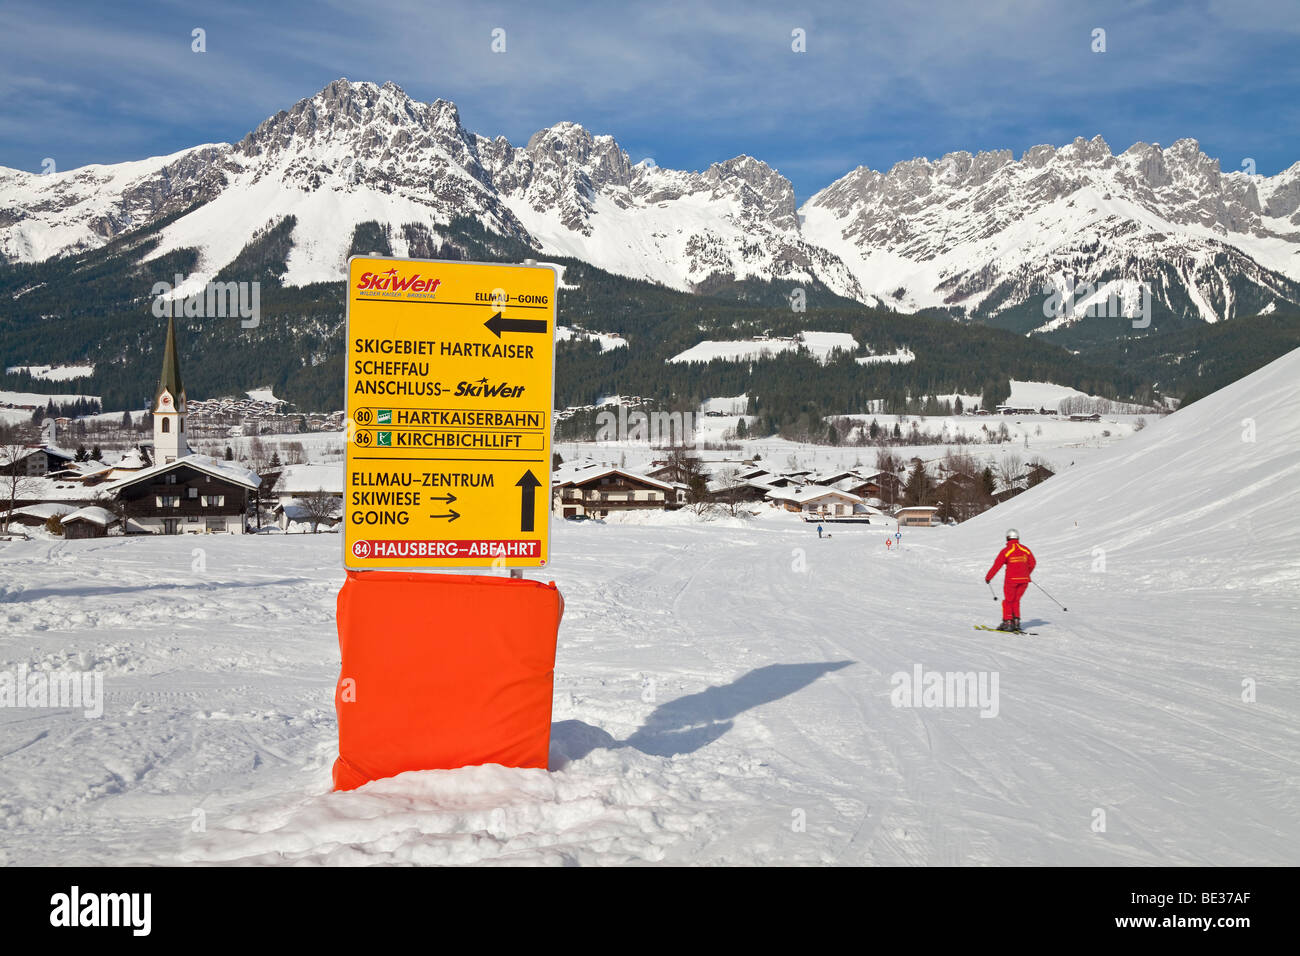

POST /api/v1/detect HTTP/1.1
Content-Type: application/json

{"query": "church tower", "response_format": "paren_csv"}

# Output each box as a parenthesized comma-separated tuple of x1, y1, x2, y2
(153, 316, 189, 463)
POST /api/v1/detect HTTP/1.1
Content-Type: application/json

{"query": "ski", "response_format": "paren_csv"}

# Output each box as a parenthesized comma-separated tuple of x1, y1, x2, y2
(973, 624, 1038, 636)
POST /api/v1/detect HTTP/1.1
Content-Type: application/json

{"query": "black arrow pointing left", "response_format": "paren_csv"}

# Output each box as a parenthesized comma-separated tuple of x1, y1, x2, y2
(485, 312, 548, 338)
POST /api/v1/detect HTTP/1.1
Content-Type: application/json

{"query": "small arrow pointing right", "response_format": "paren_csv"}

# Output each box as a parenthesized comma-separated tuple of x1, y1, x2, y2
(428, 494, 457, 504)
(429, 509, 461, 522)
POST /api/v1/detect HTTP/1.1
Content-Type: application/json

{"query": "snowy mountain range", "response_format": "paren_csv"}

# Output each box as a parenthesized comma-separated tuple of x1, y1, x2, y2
(3, 78, 1299, 328)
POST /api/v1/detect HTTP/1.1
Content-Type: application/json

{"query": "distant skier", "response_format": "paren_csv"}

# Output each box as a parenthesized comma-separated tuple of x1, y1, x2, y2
(817, 523, 824, 539)
(985, 529, 1036, 632)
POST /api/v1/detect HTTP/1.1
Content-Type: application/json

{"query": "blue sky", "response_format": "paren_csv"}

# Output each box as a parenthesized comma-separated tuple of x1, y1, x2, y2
(2, 0, 1297, 200)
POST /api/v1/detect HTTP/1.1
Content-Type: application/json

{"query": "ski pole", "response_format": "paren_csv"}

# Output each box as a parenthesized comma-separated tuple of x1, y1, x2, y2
(1032, 580, 1068, 611)
(986, 580, 998, 603)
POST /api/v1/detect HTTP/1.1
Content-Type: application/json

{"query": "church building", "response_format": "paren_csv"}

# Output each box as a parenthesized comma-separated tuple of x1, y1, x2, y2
(153, 314, 188, 463)
(103, 318, 261, 534)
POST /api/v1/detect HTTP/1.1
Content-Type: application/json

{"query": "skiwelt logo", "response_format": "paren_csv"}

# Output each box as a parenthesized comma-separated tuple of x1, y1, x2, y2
(454, 379, 525, 398)
(355, 269, 442, 294)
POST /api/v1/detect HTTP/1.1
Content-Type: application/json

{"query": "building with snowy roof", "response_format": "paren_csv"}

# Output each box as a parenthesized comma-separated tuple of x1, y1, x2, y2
(553, 464, 684, 518)
(766, 485, 885, 521)
(0, 444, 76, 477)
(61, 506, 119, 539)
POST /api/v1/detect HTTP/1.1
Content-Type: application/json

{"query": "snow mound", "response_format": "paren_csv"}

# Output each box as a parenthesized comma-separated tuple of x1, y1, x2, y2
(177, 753, 738, 865)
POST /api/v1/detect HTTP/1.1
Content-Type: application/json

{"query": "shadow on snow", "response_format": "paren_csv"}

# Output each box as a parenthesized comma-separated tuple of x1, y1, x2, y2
(550, 660, 853, 766)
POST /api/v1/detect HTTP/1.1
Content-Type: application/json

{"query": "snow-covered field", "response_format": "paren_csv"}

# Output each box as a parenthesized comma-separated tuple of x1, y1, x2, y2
(668, 331, 857, 364)
(856, 347, 915, 365)
(556, 326, 627, 352)
(0, 351, 1296, 866)
(4, 365, 95, 381)
(559, 409, 1150, 479)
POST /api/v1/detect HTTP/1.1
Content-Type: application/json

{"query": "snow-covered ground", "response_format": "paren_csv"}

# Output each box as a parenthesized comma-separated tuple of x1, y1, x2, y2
(668, 331, 857, 364)
(0, 350, 1296, 865)
(556, 326, 627, 352)
(4, 364, 95, 381)
(856, 347, 915, 365)
(0, 389, 100, 408)
(558, 409, 1151, 480)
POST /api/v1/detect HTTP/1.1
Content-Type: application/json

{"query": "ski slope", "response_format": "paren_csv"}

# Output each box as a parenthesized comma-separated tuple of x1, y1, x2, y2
(0, 351, 1296, 865)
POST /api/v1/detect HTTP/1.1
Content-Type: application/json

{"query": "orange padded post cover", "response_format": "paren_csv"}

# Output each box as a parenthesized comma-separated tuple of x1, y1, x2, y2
(333, 571, 563, 791)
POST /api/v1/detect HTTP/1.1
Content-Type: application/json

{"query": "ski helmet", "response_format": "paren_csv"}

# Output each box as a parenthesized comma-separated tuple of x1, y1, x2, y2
(1006, 528, 1020, 540)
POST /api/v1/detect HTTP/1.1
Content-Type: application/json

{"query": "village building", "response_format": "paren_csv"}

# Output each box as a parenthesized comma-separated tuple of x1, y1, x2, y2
(841, 470, 904, 509)
(552, 462, 682, 518)
(0, 444, 76, 477)
(273, 498, 343, 532)
(643, 456, 704, 485)
(933, 472, 987, 523)
(767, 485, 884, 522)
(61, 506, 119, 539)
(707, 471, 775, 505)
(265, 463, 344, 502)
(265, 462, 345, 532)
(896, 505, 940, 527)
(6, 502, 79, 529)
(104, 456, 260, 535)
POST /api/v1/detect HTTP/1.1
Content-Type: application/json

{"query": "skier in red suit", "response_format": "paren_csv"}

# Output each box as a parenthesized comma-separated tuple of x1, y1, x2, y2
(985, 529, 1035, 632)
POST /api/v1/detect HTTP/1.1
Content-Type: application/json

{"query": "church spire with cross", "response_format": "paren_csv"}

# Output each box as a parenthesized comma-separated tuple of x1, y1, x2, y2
(153, 315, 189, 463)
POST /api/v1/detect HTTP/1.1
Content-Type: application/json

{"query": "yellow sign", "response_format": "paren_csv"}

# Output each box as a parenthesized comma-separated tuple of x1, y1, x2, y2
(343, 256, 556, 569)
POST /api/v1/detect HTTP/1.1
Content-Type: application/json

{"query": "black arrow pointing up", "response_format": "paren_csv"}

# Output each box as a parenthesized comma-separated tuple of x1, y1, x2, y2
(429, 509, 461, 522)
(485, 312, 547, 338)
(516, 470, 541, 532)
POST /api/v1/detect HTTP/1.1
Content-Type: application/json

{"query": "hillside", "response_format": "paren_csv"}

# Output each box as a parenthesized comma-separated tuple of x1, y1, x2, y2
(958, 345, 1300, 585)
(0, 214, 1169, 428)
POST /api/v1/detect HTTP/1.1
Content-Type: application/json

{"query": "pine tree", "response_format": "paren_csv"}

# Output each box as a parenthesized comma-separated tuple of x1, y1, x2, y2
(269, 452, 282, 468)
(224, 446, 234, 461)
(955, 396, 964, 415)
(904, 461, 929, 505)
(981, 466, 996, 499)
(90, 445, 101, 461)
